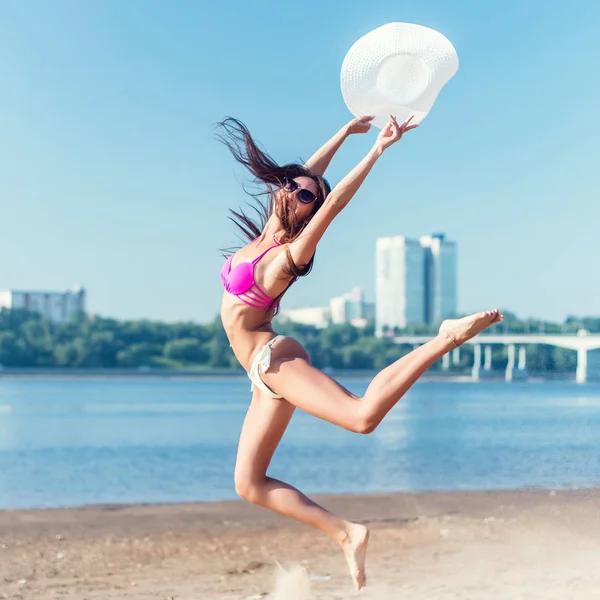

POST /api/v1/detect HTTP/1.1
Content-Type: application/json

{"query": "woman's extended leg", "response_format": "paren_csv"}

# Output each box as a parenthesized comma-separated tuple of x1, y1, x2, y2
(262, 310, 503, 433)
(235, 309, 502, 590)
(234, 388, 369, 589)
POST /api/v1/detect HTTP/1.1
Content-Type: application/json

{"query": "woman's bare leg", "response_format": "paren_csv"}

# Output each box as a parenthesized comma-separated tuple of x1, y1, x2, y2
(237, 309, 502, 590)
(262, 309, 503, 433)
(234, 389, 369, 589)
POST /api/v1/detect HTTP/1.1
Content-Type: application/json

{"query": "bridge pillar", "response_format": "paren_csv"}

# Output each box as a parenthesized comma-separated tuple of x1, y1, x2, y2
(576, 348, 587, 384)
(505, 344, 516, 382)
(472, 344, 481, 381)
(442, 352, 450, 370)
(452, 347, 460, 365)
(518, 345, 527, 370)
(484, 345, 492, 371)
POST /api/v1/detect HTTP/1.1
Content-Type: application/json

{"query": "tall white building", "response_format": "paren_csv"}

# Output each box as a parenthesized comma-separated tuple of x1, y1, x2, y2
(420, 234, 458, 326)
(376, 234, 458, 334)
(376, 236, 426, 334)
(0, 286, 86, 324)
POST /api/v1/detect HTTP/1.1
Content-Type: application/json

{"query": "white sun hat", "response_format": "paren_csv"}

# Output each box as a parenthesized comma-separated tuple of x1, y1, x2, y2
(341, 22, 459, 129)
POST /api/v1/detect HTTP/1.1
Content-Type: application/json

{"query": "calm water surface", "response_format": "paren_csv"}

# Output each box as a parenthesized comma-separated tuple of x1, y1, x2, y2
(1, 378, 599, 509)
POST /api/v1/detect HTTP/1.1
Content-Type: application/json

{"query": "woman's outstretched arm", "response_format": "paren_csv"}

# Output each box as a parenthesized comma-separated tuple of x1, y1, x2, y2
(304, 116, 374, 177)
(290, 115, 418, 266)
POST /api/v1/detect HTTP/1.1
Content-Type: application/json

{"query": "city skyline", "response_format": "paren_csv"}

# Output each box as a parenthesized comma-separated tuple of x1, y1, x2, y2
(1, 2, 598, 323)
(279, 286, 375, 329)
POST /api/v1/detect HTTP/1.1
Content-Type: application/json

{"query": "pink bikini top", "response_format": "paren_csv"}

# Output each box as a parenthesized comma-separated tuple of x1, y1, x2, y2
(220, 237, 286, 311)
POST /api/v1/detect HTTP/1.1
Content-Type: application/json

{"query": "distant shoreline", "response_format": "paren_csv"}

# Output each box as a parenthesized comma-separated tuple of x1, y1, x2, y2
(0, 368, 473, 382)
(0, 366, 580, 382)
(1, 487, 598, 519)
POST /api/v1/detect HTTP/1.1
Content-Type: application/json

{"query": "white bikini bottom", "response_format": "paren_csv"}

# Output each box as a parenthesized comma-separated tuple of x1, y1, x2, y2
(247, 335, 284, 399)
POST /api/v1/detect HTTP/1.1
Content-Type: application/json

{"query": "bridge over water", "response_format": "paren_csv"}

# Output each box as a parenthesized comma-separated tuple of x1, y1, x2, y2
(392, 331, 600, 383)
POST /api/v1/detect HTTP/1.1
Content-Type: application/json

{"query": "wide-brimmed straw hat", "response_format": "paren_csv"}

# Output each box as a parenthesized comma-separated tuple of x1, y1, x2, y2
(341, 22, 459, 129)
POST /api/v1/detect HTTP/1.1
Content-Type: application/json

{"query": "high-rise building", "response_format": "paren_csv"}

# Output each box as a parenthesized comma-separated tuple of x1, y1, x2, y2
(0, 286, 86, 324)
(420, 234, 458, 326)
(376, 234, 458, 335)
(375, 236, 426, 334)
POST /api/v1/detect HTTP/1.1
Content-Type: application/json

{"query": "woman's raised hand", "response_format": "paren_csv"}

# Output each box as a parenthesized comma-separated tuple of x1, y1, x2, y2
(375, 115, 418, 152)
(345, 115, 375, 135)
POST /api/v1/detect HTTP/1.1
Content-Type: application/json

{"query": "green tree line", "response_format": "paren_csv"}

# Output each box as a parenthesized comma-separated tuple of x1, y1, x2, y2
(0, 308, 598, 373)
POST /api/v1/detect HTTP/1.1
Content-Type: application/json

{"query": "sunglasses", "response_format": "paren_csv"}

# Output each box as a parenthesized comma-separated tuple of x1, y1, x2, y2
(283, 179, 318, 204)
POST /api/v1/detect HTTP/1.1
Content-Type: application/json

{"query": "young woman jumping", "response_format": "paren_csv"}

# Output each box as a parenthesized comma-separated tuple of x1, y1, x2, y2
(218, 113, 503, 590)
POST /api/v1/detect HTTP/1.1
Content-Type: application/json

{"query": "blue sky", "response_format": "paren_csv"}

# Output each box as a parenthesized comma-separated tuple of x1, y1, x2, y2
(1, 0, 598, 323)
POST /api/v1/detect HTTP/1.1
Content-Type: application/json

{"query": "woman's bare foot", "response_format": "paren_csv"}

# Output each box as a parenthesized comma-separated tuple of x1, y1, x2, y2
(439, 309, 504, 347)
(340, 522, 370, 590)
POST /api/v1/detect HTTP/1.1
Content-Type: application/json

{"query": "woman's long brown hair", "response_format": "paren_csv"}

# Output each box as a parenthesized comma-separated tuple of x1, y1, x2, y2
(216, 117, 331, 285)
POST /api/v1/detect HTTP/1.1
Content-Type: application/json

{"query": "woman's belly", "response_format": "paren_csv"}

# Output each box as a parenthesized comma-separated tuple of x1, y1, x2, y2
(220, 292, 278, 371)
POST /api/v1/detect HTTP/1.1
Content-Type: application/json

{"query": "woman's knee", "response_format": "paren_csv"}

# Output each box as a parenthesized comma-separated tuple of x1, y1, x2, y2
(234, 470, 263, 503)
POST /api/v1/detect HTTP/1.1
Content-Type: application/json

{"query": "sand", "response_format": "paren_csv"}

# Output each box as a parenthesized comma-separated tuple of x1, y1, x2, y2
(2, 489, 600, 599)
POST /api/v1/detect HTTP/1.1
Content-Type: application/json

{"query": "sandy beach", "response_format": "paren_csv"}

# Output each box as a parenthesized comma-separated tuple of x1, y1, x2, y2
(2, 489, 600, 599)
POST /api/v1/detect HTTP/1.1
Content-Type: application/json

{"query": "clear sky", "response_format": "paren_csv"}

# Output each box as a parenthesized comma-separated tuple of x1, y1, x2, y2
(1, 0, 598, 323)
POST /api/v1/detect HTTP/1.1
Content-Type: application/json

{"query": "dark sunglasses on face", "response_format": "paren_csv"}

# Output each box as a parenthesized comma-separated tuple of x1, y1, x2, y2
(283, 180, 318, 204)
